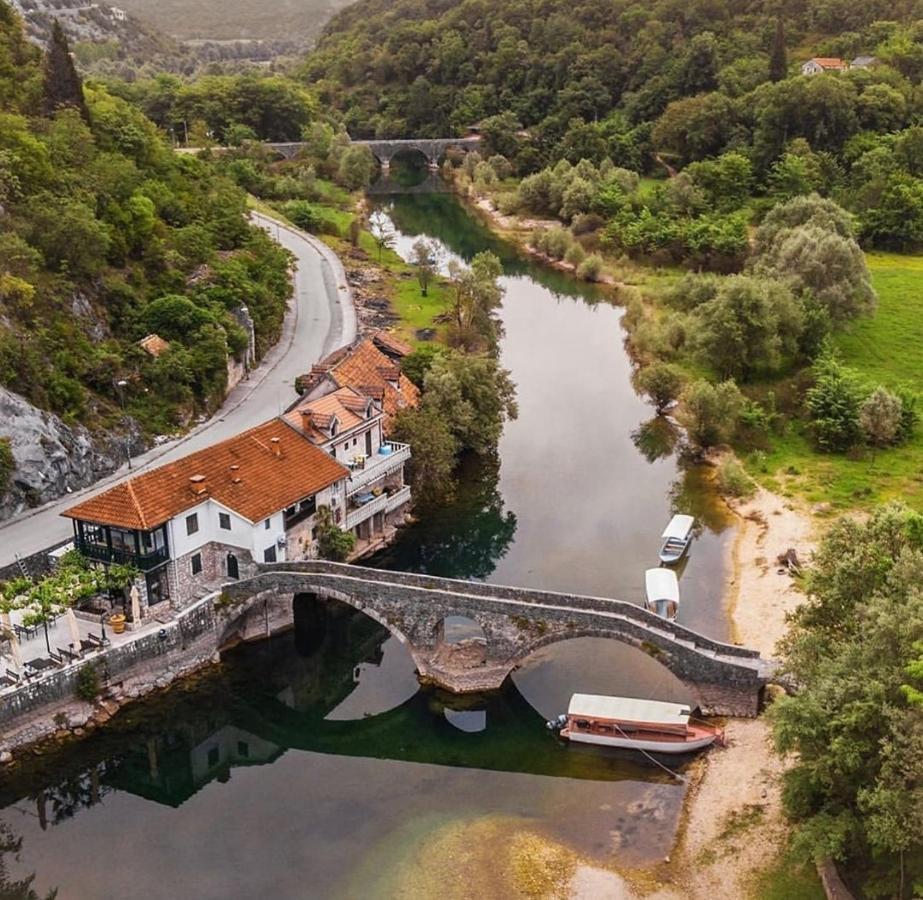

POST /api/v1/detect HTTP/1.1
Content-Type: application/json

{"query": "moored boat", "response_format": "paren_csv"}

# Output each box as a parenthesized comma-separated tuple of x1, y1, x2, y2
(645, 567, 679, 620)
(659, 514, 694, 564)
(553, 693, 722, 754)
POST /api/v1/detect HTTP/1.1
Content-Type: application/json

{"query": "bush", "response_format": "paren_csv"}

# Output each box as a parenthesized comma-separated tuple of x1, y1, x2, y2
(543, 226, 572, 260)
(314, 506, 356, 561)
(571, 213, 604, 235)
(859, 386, 903, 447)
(283, 201, 341, 236)
(679, 379, 744, 449)
(806, 353, 864, 452)
(717, 458, 756, 498)
(564, 242, 586, 266)
(75, 664, 101, 702)
(576, 254, 604, 281)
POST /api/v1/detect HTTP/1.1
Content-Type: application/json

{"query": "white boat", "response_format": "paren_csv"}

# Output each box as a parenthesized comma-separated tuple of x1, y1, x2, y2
(557, 694, 722, 754)
(659, 514, 694, 564)
(645, 567, 679, 620)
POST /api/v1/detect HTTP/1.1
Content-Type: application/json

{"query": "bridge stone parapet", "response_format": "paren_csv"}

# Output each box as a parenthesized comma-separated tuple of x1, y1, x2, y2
(265, 137, 481, 169)
(221, 561, 777, 717)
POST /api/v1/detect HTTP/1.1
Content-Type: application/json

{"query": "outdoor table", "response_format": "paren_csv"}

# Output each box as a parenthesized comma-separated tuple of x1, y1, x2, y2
(25, 658, 56, 673)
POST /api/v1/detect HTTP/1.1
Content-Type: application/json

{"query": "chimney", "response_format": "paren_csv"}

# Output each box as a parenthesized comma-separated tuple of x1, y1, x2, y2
(301, 409, 313, 430)
(229, 464, 241, 484)
(189, 474, 208, 496)
(270, 436, 282, 458)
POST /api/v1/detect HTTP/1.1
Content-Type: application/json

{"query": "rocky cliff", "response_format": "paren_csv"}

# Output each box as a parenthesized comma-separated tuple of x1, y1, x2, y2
(0, 387, 138, 521)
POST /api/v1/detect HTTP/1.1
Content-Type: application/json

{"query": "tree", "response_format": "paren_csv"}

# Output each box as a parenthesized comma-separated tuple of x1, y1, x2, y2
(678, 379, 744, 449)
(392, 405, 459, 505)
(636, 362, 684, 412)
(337, 144, 376, 190)
(368, 210, 395, 261)
(42, 20, 87, 121)
(770, 505, 923, 895)
(859, 385, 903, 448)
(750, 196, 876, 323)
(805, 352, 864, 452)
(401, 343, 448, 388)
(446, 251, 504, 351)
(693, 276, 802, 380)
(410, 238, 440, 297)
(314, 505, 356, 561)
(769, 18, 787, 82)
(422, 351, 518, 455)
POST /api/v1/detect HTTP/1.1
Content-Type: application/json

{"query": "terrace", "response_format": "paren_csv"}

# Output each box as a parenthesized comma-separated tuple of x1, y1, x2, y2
(345, 442, 410, 496)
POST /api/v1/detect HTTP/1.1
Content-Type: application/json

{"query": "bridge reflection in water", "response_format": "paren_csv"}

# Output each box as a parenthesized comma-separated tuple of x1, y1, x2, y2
(0, 601, 683, 828)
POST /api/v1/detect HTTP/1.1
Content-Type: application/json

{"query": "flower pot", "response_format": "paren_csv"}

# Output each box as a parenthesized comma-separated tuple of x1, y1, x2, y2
(109, 613, 126, 635)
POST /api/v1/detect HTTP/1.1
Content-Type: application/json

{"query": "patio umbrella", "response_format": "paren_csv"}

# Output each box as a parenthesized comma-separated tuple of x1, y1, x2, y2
(8, 627, 22, 673)
(130, 585, 141, 627)
(66, 607, 82, 655)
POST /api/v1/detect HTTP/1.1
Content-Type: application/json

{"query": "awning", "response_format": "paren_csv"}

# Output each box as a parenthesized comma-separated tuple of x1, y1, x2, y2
(567, 693, 691, 726)
(662, 514, 694, 541)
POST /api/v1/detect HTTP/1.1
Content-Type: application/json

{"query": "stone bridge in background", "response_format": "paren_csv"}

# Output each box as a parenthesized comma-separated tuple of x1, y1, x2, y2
(220, 561, 777, 717)
(266, 136, 482, 171)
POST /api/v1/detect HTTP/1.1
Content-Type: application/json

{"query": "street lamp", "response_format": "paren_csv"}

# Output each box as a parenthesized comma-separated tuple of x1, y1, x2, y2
(116, 379, 132, 471)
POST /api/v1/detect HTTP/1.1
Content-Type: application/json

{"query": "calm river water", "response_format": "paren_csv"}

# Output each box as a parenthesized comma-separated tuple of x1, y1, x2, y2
(0, 187, 735, 898)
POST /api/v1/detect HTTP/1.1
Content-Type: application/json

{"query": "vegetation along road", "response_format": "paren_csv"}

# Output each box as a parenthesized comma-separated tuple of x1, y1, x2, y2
(0, 212, 355, 569)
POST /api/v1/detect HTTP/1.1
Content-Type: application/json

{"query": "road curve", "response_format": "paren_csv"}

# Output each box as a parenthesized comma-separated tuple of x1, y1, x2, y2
(0, 212, 356, 568)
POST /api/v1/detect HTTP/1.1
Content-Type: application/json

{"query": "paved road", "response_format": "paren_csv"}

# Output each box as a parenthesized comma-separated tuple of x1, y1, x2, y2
(0, 213, 356, 568)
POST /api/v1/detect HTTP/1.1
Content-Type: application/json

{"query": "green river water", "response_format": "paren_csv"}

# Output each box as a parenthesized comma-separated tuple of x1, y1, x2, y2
(0, 184, 735, 899)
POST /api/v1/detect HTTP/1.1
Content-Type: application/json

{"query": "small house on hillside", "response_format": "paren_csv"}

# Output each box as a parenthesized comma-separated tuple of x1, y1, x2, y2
(851, 56, 879, 69)
(801, 57, 848, 75)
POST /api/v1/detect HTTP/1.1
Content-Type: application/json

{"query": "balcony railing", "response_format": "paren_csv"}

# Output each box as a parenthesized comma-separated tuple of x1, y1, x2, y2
(345, 492, 390, 530)
(384, 485, 412, 513)
(75, 538, 170, 572)
(346, 442, 411, 496)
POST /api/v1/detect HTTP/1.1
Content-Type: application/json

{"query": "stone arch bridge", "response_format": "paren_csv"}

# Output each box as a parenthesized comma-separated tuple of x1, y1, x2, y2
(219, 561, 777, 717)
(266, 137, 481, 171)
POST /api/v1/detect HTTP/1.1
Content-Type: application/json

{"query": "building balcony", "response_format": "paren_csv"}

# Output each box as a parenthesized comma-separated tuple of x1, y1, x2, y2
(75, 537, 169, 572)
(346, 442, 410, 497)
(345, 492, 389, 530)
(384, 485, 411, 513)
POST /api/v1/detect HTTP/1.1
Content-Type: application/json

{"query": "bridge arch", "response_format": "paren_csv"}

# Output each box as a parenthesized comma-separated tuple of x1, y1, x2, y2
(218, 562, 775, 717)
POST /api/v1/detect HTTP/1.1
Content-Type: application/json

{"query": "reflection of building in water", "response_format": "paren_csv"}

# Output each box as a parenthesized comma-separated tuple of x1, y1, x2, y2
(189, 726, 282, 785)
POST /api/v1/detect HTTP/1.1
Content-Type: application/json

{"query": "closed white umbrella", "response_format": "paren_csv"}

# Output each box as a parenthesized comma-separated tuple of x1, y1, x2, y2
(66, 608, 82, 656)
(130, 585, 141, 628)
(8, 628, 22, 673)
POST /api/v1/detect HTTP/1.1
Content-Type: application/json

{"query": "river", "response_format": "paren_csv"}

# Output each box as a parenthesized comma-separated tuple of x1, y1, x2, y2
(0, 187, 735, 898)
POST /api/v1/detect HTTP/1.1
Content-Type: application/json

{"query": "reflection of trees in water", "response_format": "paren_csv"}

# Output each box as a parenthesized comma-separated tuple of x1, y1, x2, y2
(667, 461, 732, 537)
(631, 416, 679, 463)
(0, 822, 55, 899)
(368, 451, 517, 580)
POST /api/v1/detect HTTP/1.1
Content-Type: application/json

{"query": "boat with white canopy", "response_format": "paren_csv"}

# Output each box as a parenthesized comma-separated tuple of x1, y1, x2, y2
(554, 693, 722, 754)
(645, 567, 680, 620)
(659, 514, 694, 564)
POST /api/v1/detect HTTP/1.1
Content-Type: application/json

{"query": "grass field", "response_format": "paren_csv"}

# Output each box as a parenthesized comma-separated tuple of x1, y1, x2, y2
(743, 252, 923, 511)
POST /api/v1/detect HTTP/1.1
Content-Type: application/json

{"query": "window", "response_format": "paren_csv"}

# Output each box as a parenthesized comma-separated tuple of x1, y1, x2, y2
(264, 518, 271, 530)
(207, 746, 220, 767)
(264, 546, 277, 563)
(219, 512, 231, 531)
(186, 513, 199, 536)
(191, 553, 202, 575)
(237, 741, 250, 758)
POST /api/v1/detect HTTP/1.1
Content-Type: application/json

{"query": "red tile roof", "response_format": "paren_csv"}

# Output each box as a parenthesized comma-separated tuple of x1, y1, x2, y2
(283, 387, 375, 444)
(62, 419, 349, 530)
(302, 338, 419, 432)
(372, 330, 413, 358)
(809, 57, 848, 69)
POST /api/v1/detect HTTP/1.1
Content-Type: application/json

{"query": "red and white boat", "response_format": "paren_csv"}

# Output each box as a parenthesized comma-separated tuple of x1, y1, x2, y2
(555, 693, 723, 754)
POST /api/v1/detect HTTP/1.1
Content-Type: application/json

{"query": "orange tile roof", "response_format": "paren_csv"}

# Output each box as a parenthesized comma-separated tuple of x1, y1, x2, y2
(283, 387, 375, 444)
(62, 419, 349, 530)
(372, 330, 413, 358)
(809, 57, 847, 68)
(138, 334, 170, 358)
(304, 338, 419, 432)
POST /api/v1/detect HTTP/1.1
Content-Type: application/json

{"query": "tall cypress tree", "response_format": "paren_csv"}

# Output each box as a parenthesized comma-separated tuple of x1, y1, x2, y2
(42, 20, 88, 120)
(769, 17, 788, 82)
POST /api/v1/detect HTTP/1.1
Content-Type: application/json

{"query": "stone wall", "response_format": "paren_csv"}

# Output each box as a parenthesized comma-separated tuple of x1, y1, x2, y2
(0, 592, 222, 754)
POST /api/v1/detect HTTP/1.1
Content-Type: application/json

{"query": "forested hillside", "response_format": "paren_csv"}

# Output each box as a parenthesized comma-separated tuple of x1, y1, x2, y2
(0, 2, 291, 438)
(307, 0, 923, 242)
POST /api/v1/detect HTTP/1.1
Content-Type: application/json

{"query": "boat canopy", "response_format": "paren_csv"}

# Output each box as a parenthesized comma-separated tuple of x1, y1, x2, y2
(645, 567, 679, 603)
(567, 693, 691, 726)
(662, 514, 694, 541)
